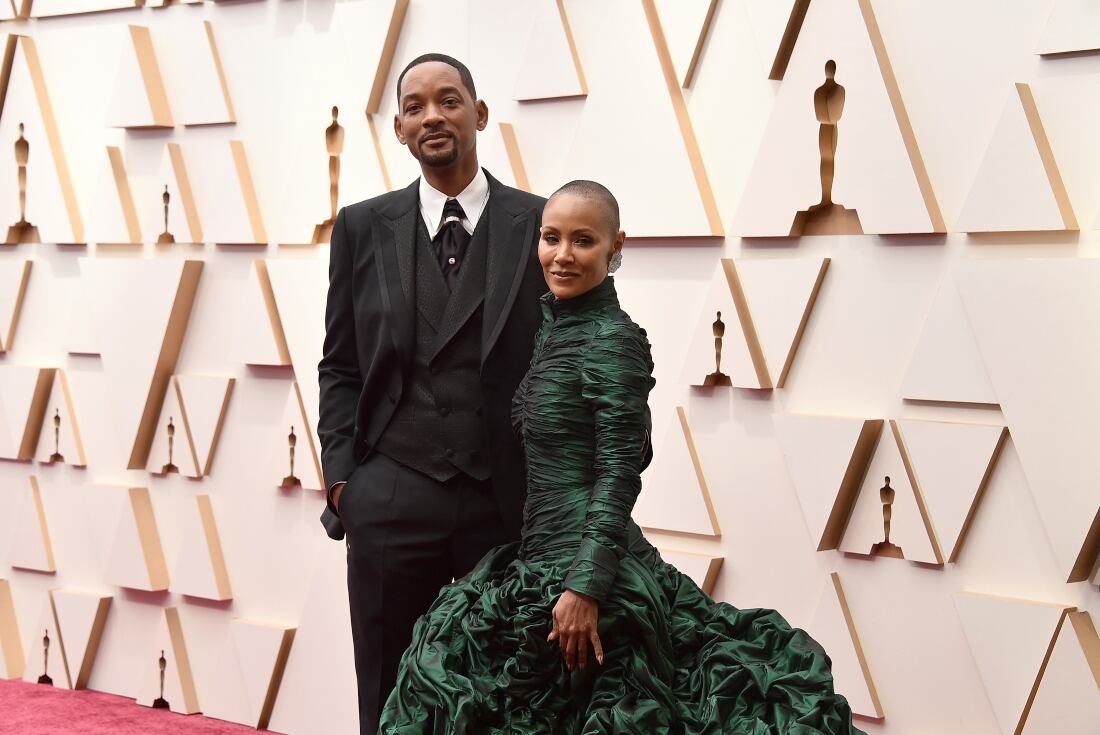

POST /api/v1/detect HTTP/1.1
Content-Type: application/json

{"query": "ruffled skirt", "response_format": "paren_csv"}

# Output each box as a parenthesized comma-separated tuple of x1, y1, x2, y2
(380, 542, 862, 734)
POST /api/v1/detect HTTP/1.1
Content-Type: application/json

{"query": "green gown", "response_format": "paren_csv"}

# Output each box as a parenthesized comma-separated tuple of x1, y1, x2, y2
(380, 277, 863, 734)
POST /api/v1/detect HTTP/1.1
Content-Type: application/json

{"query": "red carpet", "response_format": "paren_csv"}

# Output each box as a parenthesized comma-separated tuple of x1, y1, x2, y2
(0, 678, 273, 734)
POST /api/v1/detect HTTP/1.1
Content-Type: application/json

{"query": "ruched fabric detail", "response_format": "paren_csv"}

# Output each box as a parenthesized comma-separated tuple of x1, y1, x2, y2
(380, 278, 863, 734)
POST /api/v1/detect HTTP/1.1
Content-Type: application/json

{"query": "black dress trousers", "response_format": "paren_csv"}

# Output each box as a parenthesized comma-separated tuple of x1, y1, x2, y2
(340, 452, 507, 735)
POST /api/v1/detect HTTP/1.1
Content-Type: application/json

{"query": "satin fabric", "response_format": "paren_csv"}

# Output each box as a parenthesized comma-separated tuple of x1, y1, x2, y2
(380, 277, 863, 734)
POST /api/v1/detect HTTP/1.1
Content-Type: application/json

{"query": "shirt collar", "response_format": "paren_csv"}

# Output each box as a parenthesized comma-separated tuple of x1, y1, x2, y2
(418, 167, 490, 238)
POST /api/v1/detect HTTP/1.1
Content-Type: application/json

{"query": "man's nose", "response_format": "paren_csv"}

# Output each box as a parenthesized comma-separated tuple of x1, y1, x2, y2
(423, 103, 445, 126)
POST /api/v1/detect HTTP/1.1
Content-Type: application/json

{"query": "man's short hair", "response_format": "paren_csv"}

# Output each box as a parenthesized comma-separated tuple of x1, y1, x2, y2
(549, 180, 621, 234)
(396, 53, 477, 105)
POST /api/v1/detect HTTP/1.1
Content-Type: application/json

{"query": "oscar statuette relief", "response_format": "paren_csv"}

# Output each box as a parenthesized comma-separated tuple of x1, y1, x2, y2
(6, 124, 40, 245)
(790, 61, 863, 237)
(702, 311, 732, 387)
(869, 476, 904, 559)
(311, 106, 344, 244)
(280, 426, 301, 489)
(151, 649, 169, 709)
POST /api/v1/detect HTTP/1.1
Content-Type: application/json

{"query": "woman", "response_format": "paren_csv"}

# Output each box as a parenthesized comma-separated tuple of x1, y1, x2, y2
(380, 181, 863, 734)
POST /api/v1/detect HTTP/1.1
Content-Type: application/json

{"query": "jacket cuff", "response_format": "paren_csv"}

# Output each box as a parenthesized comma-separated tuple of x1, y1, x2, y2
(326, 480, 347, 518)
(563, 539, 619, 602)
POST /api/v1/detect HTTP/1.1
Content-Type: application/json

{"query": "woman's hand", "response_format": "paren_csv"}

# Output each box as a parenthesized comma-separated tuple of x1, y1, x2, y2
(548, 589, 603, 670)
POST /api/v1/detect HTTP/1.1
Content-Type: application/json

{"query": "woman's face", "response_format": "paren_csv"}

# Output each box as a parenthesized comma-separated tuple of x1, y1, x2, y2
(538, 193, 625, 300)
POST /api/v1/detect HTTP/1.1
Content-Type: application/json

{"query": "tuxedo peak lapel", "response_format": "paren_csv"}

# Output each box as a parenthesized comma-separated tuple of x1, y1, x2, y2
(372, 181, 419, 368)
(482, 174, 538, 363)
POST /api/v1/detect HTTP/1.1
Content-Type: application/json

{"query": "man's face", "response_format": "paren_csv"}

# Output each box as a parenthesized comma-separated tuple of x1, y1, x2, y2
(394, 62, 487, 169)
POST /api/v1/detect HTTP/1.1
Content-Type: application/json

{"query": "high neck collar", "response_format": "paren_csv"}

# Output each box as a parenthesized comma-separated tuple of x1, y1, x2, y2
(541, 276, 619, 319)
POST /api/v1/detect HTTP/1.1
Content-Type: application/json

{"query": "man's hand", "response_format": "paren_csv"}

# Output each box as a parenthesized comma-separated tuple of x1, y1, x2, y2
(330, 481, 347, 514)
(548, 589, 603, 670)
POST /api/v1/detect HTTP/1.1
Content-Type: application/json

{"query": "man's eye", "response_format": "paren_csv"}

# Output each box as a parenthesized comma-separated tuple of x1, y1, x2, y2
(405, 105, 421, 114)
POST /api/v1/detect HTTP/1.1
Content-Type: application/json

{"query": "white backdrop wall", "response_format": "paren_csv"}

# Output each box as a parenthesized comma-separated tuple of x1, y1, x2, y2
(0, 1, 1098, 733)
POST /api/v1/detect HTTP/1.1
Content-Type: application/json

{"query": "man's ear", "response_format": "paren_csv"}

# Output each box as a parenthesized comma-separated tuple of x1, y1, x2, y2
(476, 100, 489, 131)
(394, 114, 406, 145)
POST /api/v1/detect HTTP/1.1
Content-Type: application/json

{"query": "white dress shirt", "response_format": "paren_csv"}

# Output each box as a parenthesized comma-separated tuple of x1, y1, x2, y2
(418, 167, 490, 239)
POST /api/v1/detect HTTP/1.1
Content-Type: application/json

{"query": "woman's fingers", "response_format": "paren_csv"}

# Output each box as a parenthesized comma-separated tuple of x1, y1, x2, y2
(562, 632, 575, 670)
(590, 630, 604, 666)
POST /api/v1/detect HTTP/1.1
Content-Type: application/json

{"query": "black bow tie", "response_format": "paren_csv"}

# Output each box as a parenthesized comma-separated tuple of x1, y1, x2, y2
(433, 198, 470, 291)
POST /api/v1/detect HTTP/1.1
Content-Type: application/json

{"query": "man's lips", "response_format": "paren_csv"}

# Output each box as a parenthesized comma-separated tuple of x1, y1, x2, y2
(421, 132, 452, 145)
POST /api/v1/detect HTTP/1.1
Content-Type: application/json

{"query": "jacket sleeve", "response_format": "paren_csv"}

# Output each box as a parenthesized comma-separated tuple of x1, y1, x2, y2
(563, 323, 655, 601)
(317, 206, 362, 495)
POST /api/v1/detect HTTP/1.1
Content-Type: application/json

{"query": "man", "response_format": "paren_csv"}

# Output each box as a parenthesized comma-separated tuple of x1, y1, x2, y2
(316, 53, 546, 735)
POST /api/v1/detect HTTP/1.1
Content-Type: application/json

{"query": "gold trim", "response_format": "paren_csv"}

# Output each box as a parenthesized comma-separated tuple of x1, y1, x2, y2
(106, 146, 141, 243)
(127, 25, 173, 128)
(681, 0, 719, 88)
(229, 140, 266, 244)
(202, 20, 235, 124)
(831, 572, 885, 718)
(1016, 82, 1078, 231)
(128, 262, 203, 470)
(1, 260, 31, 352)
(498, 122, 530, 192)
(641, 0, 723, 236)
(365, 0, 409, 115)
(167, 143, 203, 243)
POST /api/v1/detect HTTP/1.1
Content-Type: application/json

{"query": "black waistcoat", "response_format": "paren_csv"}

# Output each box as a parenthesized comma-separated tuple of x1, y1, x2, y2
(375, 208, 491, 481)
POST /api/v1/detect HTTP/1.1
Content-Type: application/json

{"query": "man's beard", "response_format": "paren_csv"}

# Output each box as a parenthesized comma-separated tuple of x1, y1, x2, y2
(419, 139, 459, 168)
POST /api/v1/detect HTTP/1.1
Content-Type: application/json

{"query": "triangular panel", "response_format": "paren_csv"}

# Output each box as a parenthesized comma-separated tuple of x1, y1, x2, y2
(104, 486, 169, 592)
(107, 25, 173, 129)
(734, 0, 943, 236)
(8, 476, 55, 574)
(680, 259, 753, 388)
(839, 422, 941, 564)
(1023, 611, 1100, 733)
(50, 589, 110, 690)
(955, 259, 1100, 582)
(264, 258, 327, 463)
(135, 607, 199, 714)
(553, 0, 722, 237)
(187, 140, 266, 245)
(805, 572, 883, 719)
(35, 369, 87, 467)
(87, 146, 142, 245)
(0, 259, 31, 353)
(954, 593, 1072, 735)
(21, 594, 69, 689)
(1037, 1, 1100, 56)
(148, 375, 233, 478)
(78, 258, 202, 470)
(773, 413, 882, 551)
(0, 365, 52, 461)
(653, 0, 718, 87)
(733, 257, 829, 388)
(899, 272, 998, 405)
(156, 19, 235, 126)
(238, 259, 291, 367)
(170, 495, 232, 602)
(513, 0, 587, 101)
(270, 382, 323, 492)
(230, 619, 296, 730)
(0, 36, 83, 244)
(0, 578, 23, 679)
(634, 406, 720, 537)
(893, 419, 1008, 562)
(141, 143, 202, 245)
(956, 84, 1077, 232)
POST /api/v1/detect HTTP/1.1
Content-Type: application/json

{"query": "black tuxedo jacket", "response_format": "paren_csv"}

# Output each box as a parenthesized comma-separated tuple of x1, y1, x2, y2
(317, 170, 546, 540)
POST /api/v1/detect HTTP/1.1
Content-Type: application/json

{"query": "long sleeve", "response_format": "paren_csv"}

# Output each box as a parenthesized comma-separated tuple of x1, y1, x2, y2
(563, 322, 655, 601)
(316, 206, 362, 494)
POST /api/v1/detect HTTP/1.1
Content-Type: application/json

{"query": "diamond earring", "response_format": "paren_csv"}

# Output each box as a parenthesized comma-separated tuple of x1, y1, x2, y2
(608, 251, 623, 274)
